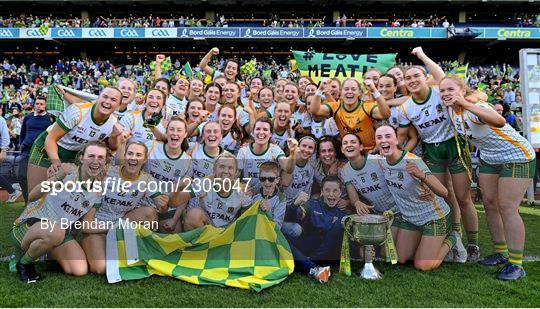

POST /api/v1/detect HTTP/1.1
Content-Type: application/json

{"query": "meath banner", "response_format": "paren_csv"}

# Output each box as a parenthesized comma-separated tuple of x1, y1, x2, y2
(106, 202, 294, 292)
(292, 50, 396, 83)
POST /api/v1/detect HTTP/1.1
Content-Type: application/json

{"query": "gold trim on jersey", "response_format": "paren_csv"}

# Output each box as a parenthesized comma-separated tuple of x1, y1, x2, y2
(490, 126, 533, 161)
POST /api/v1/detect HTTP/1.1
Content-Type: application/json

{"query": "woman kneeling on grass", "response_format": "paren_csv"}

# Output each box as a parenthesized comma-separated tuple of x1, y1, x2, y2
(10, 141, 110, 283)
(81, 141, 168, 275)
(375, 125, 458, 271)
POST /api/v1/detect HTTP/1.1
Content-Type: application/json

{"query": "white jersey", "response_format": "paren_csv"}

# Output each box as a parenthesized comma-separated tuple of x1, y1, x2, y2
(15, 170, 100, 225)
(114, 107, 130, 121)
(144, 140, 192, 194)
(94, 165, 161, 223)
(283, 160, 320, 207)
(450, 103, 535, 164)
(272, 129, 293, 149)
(119, 109, 166, 143)
(165, 94, 188, 117)
(190, 186, 252, 228)
(381, 151, 450, 226)
(237, 143, 285, 188)
(54, 102, 117, 151)
(390, 106, 423, 156)
(340, 155, 396, 214)
(251, 191, 286, 228)
(398, 87, 454, 144)
(221, 131, 241, 155)
(188, 142, 227, 179)
(303, 116, 340, 139)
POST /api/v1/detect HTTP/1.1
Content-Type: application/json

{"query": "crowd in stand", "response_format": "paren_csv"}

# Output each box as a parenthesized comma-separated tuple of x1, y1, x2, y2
(0, 12, 539, 28)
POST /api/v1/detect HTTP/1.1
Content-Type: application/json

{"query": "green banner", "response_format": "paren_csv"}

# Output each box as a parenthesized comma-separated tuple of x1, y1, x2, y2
(292, 50, 396, 83)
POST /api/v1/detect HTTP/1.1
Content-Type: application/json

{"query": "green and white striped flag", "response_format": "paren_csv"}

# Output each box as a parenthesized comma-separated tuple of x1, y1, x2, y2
(183, 62, 193, 78)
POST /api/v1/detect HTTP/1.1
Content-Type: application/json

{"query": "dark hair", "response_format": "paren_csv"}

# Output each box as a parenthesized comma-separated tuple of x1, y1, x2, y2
(317, 136, 342, 159)
(321, 175, 342, 189)
(167, 117, 190, 152)
(224, 59, 241, 81)
(379, 74, 398, 87)
(152, 78, 171, 93)
(184, 99, 205, 122)
(253, 116, 274, 134)
(219, 103, 244, 143)
(257, 86, 274, 101)
(145, 88, 167, 110)
(205, 82, 222, 96)
(35, 96, 47, 102)
(342, 133, 363, 146)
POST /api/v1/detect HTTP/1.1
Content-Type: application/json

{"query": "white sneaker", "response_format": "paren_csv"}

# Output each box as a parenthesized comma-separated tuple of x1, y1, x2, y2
(444, 249, 455, 262)
(451, 231, 468, 263)
(13, 183, 21, 191)
(7, 190, 22, 202)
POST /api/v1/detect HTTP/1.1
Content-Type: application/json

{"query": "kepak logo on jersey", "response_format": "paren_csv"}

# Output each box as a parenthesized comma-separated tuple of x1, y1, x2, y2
(52, 28, 82, 38)
(115, 28, 144, 38)
(145, 28, 175, 38)
(418, 114, 447, 129)
(83, 28, 114, 38)
(0, 28, 19, 38)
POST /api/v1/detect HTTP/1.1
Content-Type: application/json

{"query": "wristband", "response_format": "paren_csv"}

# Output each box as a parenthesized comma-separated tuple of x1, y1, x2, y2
(315, 90, 326, 100)
(372, 90, 381, 99)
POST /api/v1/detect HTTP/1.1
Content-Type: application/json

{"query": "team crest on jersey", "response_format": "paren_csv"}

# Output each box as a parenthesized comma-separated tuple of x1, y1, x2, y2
(436, 104, 443, 114)
(82, 200, 90, 208)
(174, 169, 182, 177)
(370, 172, 378, 182)
(99, 133, 107, 140)
(227, 206, 235, 214)
(398, 171, 404, 181)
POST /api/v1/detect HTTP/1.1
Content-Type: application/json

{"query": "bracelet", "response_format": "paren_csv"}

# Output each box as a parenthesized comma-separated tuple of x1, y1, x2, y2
(421, 173, 427, 182)
(372, 90, 381, 99)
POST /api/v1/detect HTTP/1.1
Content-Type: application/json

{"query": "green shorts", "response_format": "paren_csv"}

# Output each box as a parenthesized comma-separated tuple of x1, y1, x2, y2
(479, 158, 536, 179)
(28, 132, 78, 168)
(394, 214, 451, 237)
(422, 138, 467, 174)
(9, 218, 75, 252)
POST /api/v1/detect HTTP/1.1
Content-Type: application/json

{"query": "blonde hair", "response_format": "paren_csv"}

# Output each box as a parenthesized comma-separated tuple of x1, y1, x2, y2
(441, 74, 473, 96)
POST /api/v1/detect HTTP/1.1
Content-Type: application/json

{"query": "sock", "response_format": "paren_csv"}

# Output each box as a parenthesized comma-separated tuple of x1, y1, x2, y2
(494, 241, 509, 257)
(452, 222, 462, 234)
(19, 252, 35, 265)
(444, 233, 457, 250)
(466, 230, 479, 246)
(508, 249, 523, 267)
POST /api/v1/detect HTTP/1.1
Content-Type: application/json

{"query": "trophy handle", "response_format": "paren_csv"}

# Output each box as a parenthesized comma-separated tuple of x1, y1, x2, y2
(383, 210, 394, 230)
(341, 215, 356, 240)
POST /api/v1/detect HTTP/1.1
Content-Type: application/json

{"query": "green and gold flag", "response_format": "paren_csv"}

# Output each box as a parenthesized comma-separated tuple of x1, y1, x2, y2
(450, 63, 468, 79)
(106, 202, 294, 292)
(45, 84, 65, 115)
(292, 50, 396, 83)
(240, 59, 256, 75)
(38, 24, 49, 35)
(150, 56, 172, 73)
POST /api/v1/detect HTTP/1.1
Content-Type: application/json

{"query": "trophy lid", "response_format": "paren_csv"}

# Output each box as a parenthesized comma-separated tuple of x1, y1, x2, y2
(351, 214, 388, 224)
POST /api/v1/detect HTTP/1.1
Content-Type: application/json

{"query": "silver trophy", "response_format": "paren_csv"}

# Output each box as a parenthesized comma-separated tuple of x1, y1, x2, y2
(342, 213, 393, 280)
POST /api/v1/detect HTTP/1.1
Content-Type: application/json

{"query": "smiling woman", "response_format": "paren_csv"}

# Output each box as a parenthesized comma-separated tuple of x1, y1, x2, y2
(26, 87, 123, 202)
